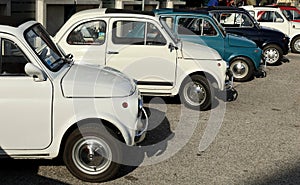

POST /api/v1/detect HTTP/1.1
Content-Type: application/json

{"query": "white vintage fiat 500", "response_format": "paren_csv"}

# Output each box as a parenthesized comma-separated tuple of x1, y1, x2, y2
(56, 8, 233, 110)
(0, 20, 147, 182)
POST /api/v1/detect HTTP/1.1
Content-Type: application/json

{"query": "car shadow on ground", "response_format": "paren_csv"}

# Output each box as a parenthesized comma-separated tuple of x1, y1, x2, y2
(143, 95, 223, 111)
(246, 162, 300, 185)
(0, 158, 68, 185)
(115, 107, 174, 180)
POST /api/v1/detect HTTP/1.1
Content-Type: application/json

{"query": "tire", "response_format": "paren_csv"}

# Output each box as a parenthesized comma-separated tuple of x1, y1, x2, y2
(180, 75, 213, 110)
(63, 124, 121, 182)
(291, 36, 300, 53)
(263, 44, 283, 65)
(229, 57, 254, 82)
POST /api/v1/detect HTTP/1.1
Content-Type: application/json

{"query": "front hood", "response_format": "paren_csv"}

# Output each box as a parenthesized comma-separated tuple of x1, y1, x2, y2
(181, 41, 222, 60)
(260, 26, 284, 34)
(61, 64, 135, 98)
(227, 33, 257, 48)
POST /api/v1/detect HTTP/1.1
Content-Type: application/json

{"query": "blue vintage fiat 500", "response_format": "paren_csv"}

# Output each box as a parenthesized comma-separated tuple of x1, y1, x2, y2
(155, 9, 266, 82)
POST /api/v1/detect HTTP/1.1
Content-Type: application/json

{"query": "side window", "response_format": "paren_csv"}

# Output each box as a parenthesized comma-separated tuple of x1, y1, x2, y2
(178, 17, 202, 35)
(219, 13, 240, 27)
(67, 20, 106, 45)
(146, 23, 167, 45)
(112, 21, 145, 45)
(257, 11, 283, 22)
(218, 13, 252, 28)
(203, 20, 217, 36)
(112, 21, 166, 46)
(240, 14, 254, 27)
(274, 12, 284, 22)
(177, 17, 217, 36)
(1, 39, 29, 76)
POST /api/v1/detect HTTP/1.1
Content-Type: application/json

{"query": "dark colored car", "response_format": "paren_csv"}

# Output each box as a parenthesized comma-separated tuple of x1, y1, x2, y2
(204, 6, 290, 65)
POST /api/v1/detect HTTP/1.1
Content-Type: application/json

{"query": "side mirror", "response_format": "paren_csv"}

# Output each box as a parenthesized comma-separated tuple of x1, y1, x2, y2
(63, 53, 73, 63)
(168, 43, 178, 52)
(25, 63, 46, 82)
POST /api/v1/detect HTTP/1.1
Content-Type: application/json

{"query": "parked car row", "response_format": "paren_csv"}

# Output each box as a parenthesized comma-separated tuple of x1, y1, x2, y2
(0, 8, 237, 183)
(1, 5, 295, 183)
(241, 5, 300, 54)
(55, 8, 235, 110)
(153, 8, 265, 82)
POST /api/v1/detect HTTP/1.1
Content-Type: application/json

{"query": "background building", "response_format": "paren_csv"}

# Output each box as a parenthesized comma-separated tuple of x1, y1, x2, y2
(0, 0, 298, 35)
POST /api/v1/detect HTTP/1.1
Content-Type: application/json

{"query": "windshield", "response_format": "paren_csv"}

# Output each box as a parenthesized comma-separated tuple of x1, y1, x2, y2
(159, 17, 179, 44)
(282, 9, 300, 21)
(25, 24, 64, 72)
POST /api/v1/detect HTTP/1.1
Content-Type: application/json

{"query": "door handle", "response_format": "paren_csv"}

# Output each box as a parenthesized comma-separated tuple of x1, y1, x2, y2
(107, 51, 119, 54)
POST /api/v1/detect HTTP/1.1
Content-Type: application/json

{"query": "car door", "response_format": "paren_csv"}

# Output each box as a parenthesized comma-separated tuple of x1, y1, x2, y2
(106, 18, 177, 90)
(0, 35, 52, 150)
(57, 18, 109, 65)
(175, 16, 225, 57)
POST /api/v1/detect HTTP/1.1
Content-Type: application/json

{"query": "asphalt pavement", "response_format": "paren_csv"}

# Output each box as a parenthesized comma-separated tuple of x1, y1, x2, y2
(1, 53, 300, 185)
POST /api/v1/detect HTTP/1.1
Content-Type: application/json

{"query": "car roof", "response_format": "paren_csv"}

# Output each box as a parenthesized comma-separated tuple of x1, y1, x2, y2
(154, 8, 209, 15)
(200, 6, 248, 13)
(0, 17, 37, 37)
(244, 5, 281, 10)
(55, 8, 159, 40)
(276, 5, 299, 10)
(69, 8, 155, 20)
(204, 6, 245, 11)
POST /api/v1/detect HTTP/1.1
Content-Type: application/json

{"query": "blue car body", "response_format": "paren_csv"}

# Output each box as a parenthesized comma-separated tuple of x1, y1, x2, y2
(155, 9, 265, 81)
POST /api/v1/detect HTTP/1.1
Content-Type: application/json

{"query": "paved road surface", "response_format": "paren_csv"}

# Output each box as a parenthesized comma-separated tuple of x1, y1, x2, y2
(1, 53, 300, 185)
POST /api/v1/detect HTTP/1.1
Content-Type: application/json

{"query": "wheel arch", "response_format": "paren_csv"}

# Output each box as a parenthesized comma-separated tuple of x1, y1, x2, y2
(180, 71, 219, 91)
(290, 34, 300, 42)
(58, 118, 125, 158)
(229, 55, 258, 67)
(261, 42, 283, 51)
(290, 34, 300, 48)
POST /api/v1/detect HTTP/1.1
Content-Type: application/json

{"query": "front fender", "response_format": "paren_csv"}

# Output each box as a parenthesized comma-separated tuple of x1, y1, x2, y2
(175, 58, 227, 93)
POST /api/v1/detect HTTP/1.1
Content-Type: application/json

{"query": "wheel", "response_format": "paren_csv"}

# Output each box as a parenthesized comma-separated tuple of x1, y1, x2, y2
(263, 44, 283, 65)
(63, 124, 121, 182)
(229, 57, 254, 82)
(180, 75, 213, 110)
(291, 36, 300, 53)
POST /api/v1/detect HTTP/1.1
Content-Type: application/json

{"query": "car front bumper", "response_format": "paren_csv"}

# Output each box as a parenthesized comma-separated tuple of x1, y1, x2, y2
(134, 107, 148, 144)
(225, 68, 238, 101)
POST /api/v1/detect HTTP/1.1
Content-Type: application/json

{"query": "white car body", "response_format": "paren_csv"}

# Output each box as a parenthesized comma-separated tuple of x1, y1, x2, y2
(242, 5, 300, 52)
(0, 20, 147, 182)
(55, 8, 229, 109)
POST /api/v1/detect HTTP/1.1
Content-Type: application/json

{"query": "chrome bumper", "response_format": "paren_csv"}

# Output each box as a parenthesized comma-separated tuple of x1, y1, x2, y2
(255, 59, 267, 78)
(225, 68, 238, 101)
(134, 107, 148, 143)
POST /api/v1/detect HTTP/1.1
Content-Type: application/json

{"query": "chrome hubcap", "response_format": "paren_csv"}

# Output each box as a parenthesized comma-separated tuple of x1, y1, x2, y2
(264, 48, 279, 64)
(231, 61, 248, 79)
(72, 136, 112, 175)
(294, 39, 300, 52)
(184, 81, 206, 106)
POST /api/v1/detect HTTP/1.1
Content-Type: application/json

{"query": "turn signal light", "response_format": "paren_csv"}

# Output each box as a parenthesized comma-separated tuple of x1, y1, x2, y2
(122, 102, 128, 108)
